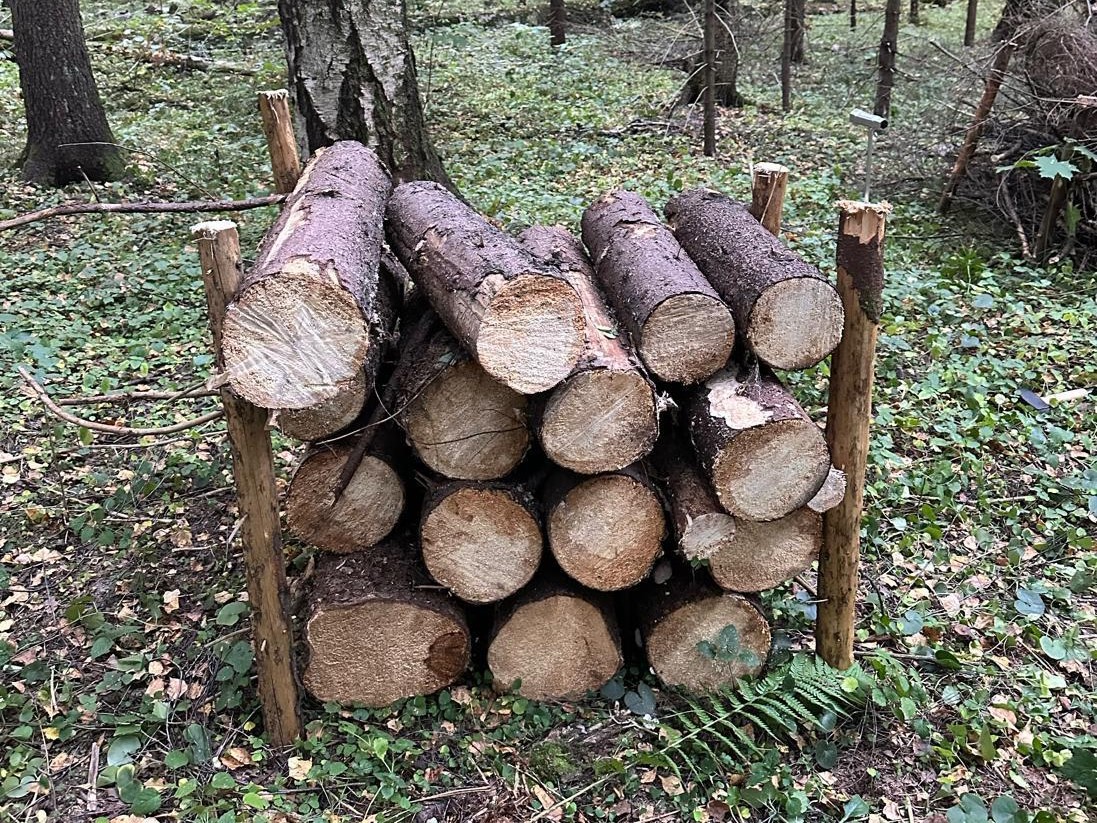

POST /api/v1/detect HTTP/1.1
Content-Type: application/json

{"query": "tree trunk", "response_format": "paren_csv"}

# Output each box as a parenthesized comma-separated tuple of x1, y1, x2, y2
(549, 0, 567, 45)
(703, 0, 718, 155)
(386, 181, 586, 395)
(682, 1, 744, 108)
(520, 226, 659, 475)
(420, 481, 542, 604)
(303, 539, 470, 707)
(708, 507, 821, 591)
(688, 368, 831, 522)
(909, 0, 920, 26)
(850, 0, 857, 30)
(964, 0, 978, 46)
(874, 0, 902, 117)
(580, 190, 736, 384)
(782, 0, 793, 111)
(790, 0, 807, 62)
(10, 0, 125, 185)
(277, 0, 452, 188)
(665, 187, 844, 370)
(488, 570, 621, 699)
(544, 467, 666, 591)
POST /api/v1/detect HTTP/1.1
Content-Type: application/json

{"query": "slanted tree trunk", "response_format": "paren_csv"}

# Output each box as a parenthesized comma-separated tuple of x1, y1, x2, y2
(682, 1, 745, 108)
(549, 0, 567, 45)
(277, 0, 452, 188)
(10, 0, 125, 185)
(875, 0, 902, 117)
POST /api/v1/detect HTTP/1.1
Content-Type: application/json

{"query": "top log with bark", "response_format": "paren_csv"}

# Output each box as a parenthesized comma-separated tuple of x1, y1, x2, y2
(581, 190, 736, 384)
(386, 182, 586, 395)
(221, 141, 394, 410)
(520, 225, 660, 474)
(665, 188, 844, 371)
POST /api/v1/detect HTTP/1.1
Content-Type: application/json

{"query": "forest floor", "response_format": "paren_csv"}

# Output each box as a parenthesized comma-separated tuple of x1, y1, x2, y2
(0, 0, 1094, 821)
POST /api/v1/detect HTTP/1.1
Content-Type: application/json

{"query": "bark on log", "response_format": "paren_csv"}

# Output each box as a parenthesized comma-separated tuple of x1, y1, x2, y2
(581, 190, 736, 384)
(708, 507, 820, 591)
(688, 367, 830, 521)
(285, 429, 405, 553)
(488, 571, 622, 699)
(386, 181, 586, 395)
(545, 466, 666, 590)
(520, 225, 659, 474)
(303, 539, 470, 707)
(420, 482, 542, 604)
(665, 188, 844, 370)
(221, 142, 394, 410)
(640, 566, 770, 690)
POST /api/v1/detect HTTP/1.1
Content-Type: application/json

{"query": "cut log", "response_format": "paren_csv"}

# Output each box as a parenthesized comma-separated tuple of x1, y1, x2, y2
(285, 430, 405, 553)
(393, 311, 529, 480)
(277, 371, 368, 441)
(641, 568, 770, 690)
(520, 225, 659, 474)
(420, 482, 542, 604)
(488, 572, 622, 699)
(708, 507, 820, 591)
(688, 368, 830, 521)
(545, 467, 666, 590)
(648, 433, 736, 563)
(221, 141, 394, 409)
(665, 187, 844, 370)
(808, 466, 847, 513)
(303, 539, 470, 707)
(386, 181, 586, 394)
(580, 190, 736, 384)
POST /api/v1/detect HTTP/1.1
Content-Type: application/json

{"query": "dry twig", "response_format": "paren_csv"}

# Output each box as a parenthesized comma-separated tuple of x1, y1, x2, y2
(0, 194, 284, 231)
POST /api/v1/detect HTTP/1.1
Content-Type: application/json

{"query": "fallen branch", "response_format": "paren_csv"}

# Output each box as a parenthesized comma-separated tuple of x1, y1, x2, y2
(0, 194, 285, 232)
(54, 382, 217, 406)
(18, 367, 223, 436)
(136, 49, 256, 75)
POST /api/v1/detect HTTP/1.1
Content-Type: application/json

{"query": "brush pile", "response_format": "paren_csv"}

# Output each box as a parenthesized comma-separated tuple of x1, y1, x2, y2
(223, 141, 848, 707)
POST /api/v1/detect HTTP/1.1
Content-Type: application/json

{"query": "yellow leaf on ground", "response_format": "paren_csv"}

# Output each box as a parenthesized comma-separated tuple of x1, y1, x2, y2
(220, 747, 252, 770)
(287, 756, 312, 781)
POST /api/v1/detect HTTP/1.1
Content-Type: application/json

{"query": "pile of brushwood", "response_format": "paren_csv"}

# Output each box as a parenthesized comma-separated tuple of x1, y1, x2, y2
(222, 140, 851, 707)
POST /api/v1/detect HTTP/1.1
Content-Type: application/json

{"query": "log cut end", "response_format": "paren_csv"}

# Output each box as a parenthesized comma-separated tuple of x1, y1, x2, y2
(541, 370, 658, 474)
(223, 273, 370, 409)
(680, 512, 738, 562)
(476, 274, 586, 394)
(421, 486, 542, 604)
(640, 293, 736, 384)
(278, 371, 367, 441)
(748, 277, 845, 370)
(708, 508, 821, 591)
(489, 594, 621, 699)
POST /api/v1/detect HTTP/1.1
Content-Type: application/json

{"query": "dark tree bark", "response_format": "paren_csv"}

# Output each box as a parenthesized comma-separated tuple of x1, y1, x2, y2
(781, 0, 793, 111)
(874, 0, 902, 117)
(277, 0, 453, 189)
(850, 0, 857, 30)
(703, 0, 717, 154)
(964, 0, 978, 46)
(910, 0, 920, 25)
(549, 0, 567, 45)
(682, 1, 744, 108)
(10, 0, 125, 185)
(790, 0, 807, 62)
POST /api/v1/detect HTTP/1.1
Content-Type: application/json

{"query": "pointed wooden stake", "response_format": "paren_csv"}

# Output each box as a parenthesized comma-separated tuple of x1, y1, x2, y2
(258, 89, 302, 195)
(750, 162, 789, 236)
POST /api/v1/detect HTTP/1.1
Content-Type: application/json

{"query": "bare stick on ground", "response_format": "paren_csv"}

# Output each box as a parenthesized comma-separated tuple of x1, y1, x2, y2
(666, 188, 843, 370)
(581, 190, 735, 384)
(303, 540, 470, 707)
(750, 163, 789, 236)
(708, 507, 821, 592)
(816, 201, 888, 670)
(521, 225, 659, 474)
(258, 89, 302, 195)
(0, 195, 284, 232)
(386, 181, 586, 394)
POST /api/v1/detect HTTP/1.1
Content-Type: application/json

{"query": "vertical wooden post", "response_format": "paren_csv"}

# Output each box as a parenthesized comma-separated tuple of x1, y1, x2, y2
(192, 221, 301, 744)
(549, 0, 567, 46)
(815, 201, 889, 670)
(750, 162, 789, 236)
(702, 0, 717, 157)
(258, 90, 302, 195)
(964, 0, 978, 46)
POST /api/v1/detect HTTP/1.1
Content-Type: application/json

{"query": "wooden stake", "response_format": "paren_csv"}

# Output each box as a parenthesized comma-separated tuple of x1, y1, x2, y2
(702, 0, 717, 157)
(258, 89, 302, 195)
(750, 162, 789, 236)
(192, 220, 301, 744)
(815, 201, 888, 671)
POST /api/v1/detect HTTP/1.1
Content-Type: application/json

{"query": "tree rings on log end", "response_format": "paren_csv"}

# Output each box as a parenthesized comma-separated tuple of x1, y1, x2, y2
(680, 512, 738, 562)
(540, 370, 658, 474)
(278, 371, 368, 441)
(639, 293, 736, 384)
(488, 594, 622, 699)
(476, 274, 587, 394)
(749, 278, 845, 370)
(708, 508, 821, 592)
(421, 486, 542, 604)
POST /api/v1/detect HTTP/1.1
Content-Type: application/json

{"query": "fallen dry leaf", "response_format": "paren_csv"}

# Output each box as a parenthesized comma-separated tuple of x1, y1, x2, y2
(220, 747, 252, 770)
(660, 774, 684, 796)
(287, 756, 312, 781)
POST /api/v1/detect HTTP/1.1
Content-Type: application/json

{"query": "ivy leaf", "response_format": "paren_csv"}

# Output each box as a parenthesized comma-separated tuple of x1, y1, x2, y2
(1033, 155, 1079, 180)
(624, 682, 656, 716)
(990, 796, 1022, 823)
(1013, 588, 1045, 617)
(600, 677, 625, 701)
(1059, 748, 1097, 796)
(216, 601, 249, 626)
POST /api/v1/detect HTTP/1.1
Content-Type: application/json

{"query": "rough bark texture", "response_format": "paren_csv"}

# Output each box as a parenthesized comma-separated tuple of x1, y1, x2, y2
(221, 142, 395, 410)
(875, 0, 902, 117)
(544, 466, 666, 591)
(640, 565, 770, 690)
(708, 507, 820, 591)
(304, 539, 470, 706)
(688, 367, 831, 522)
(277, 0, 452, 188)
(488, 570, 622, 699)
(10, 0, 125, 185)
(520, 225, 659, 474)
(285, 430, 406, 553)
(681, 1, 745, 108)
(420, 482, 542, 604)
(392, 309, 530, 480)
(581, 190, 735, 384)
(387, 181, 586, 394)
(666, 187, 844, 371)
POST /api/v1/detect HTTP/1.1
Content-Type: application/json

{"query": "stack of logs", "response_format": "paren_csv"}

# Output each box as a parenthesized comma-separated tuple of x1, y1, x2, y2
(221, 142, 850, 706)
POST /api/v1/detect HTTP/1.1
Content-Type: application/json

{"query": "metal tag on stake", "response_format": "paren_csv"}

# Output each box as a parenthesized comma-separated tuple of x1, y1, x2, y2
(849, 108, 888, 201)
